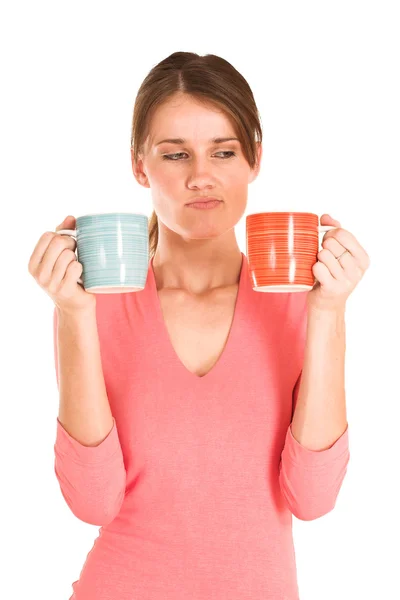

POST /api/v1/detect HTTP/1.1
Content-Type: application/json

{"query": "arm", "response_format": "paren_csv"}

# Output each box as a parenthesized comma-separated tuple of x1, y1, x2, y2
(279, 305, 350, 521)
(53, 305, 126, 526)
(291, 305, 348, 449)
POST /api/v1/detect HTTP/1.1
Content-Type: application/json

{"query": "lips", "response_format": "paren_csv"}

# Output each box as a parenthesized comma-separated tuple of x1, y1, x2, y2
(186, 197, 221, 205)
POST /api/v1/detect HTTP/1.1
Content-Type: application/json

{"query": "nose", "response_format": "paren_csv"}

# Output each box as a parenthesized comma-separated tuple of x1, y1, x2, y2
(187, 157, 216, 188)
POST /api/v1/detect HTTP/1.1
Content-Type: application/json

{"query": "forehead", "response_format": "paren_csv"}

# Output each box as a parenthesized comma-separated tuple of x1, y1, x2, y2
(146, 95, 237, 147)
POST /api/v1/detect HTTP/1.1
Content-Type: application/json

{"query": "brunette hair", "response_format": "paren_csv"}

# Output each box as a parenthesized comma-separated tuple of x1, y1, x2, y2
(130, 52, 263, 259)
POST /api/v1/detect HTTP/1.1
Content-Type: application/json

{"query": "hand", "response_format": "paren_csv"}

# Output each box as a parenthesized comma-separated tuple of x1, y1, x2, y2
(28, 215, 96, 314)
(307, 214, 371, 312)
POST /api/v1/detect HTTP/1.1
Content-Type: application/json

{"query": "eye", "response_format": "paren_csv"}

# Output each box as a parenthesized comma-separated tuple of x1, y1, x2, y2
(162, 151, 236, 161)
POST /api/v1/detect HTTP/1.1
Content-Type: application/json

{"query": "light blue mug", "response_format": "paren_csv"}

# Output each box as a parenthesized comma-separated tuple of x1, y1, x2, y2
(56, 212, 149, 293)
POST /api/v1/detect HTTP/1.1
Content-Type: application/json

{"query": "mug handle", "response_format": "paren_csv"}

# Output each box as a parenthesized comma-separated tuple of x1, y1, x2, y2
(316, 225, 337, 276)
(318, 225, 336, 233)
(55, 228, 83, 285)
(318, 225, 336, 247)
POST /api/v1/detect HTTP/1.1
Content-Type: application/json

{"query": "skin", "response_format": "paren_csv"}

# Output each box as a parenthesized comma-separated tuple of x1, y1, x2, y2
(131, 92, 262, 297)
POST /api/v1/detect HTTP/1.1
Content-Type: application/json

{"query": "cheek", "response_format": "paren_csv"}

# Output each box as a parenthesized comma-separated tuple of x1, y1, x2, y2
(221, 184, 248, 221)
(150, 166, 179, 189)
(225, 160, 251, 183)
(224, 169, 249, 198)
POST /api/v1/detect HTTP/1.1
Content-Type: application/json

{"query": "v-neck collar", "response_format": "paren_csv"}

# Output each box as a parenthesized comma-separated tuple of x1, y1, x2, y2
(148, 252, 247, 384)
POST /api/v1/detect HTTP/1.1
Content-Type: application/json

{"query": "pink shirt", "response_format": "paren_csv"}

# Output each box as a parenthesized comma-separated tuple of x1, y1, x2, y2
(53, 252, 350, 600)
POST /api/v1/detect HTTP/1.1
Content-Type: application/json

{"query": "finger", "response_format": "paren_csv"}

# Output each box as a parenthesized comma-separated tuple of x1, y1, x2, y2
(55, 215, 76, 232)
(321, 214, 340, 226)
(322, 227, 358, 253)
(48, 249, 80, 293)
(321, 236, 347, 256)
(54, 215, 77, 252)
(317, 248, 347, 281)
(28, 231, 58, 274)
(28, 216, 76, 274)
(60, 259, 84, 295)
(30, 233, 76, 281)
(325, 214, 341, 225)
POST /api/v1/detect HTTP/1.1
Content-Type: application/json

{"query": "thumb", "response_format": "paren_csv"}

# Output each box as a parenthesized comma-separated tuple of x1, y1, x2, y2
(55, 215, 76, 232)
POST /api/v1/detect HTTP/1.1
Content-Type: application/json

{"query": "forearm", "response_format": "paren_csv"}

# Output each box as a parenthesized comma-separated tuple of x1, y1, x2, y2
(291, 305, 348, 451)
(56, 305, 114, 447)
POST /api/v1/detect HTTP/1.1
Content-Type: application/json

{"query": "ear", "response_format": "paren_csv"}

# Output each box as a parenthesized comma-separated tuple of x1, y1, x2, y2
(248, 142, 262, 183)
(131, 147, 150, 189)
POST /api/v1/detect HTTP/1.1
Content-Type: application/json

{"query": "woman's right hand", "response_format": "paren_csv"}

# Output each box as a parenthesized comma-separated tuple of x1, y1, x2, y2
(28, 215, 96, 314)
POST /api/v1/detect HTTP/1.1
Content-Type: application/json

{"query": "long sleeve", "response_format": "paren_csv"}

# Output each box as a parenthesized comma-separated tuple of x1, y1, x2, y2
(52, 307, 126, 526)
(278, 370, 350, 521)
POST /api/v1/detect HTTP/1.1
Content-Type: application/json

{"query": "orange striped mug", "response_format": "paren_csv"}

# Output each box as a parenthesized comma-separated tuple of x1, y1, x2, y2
(246, 212, 335, 292)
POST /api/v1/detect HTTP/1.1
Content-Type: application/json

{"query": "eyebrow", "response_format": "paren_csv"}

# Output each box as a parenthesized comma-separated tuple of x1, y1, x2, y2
(155, 137, 240, 146)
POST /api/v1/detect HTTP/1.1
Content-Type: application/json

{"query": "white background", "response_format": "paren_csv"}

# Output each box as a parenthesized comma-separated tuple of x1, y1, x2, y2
(2, 1, 399, 599)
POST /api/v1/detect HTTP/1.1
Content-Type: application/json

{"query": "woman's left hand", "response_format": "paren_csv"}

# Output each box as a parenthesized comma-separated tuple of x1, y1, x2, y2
(307, 214, 371, 312)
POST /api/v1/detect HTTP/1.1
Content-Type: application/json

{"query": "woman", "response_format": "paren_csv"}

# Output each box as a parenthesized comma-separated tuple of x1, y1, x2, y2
(28, 52, 354, 600)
